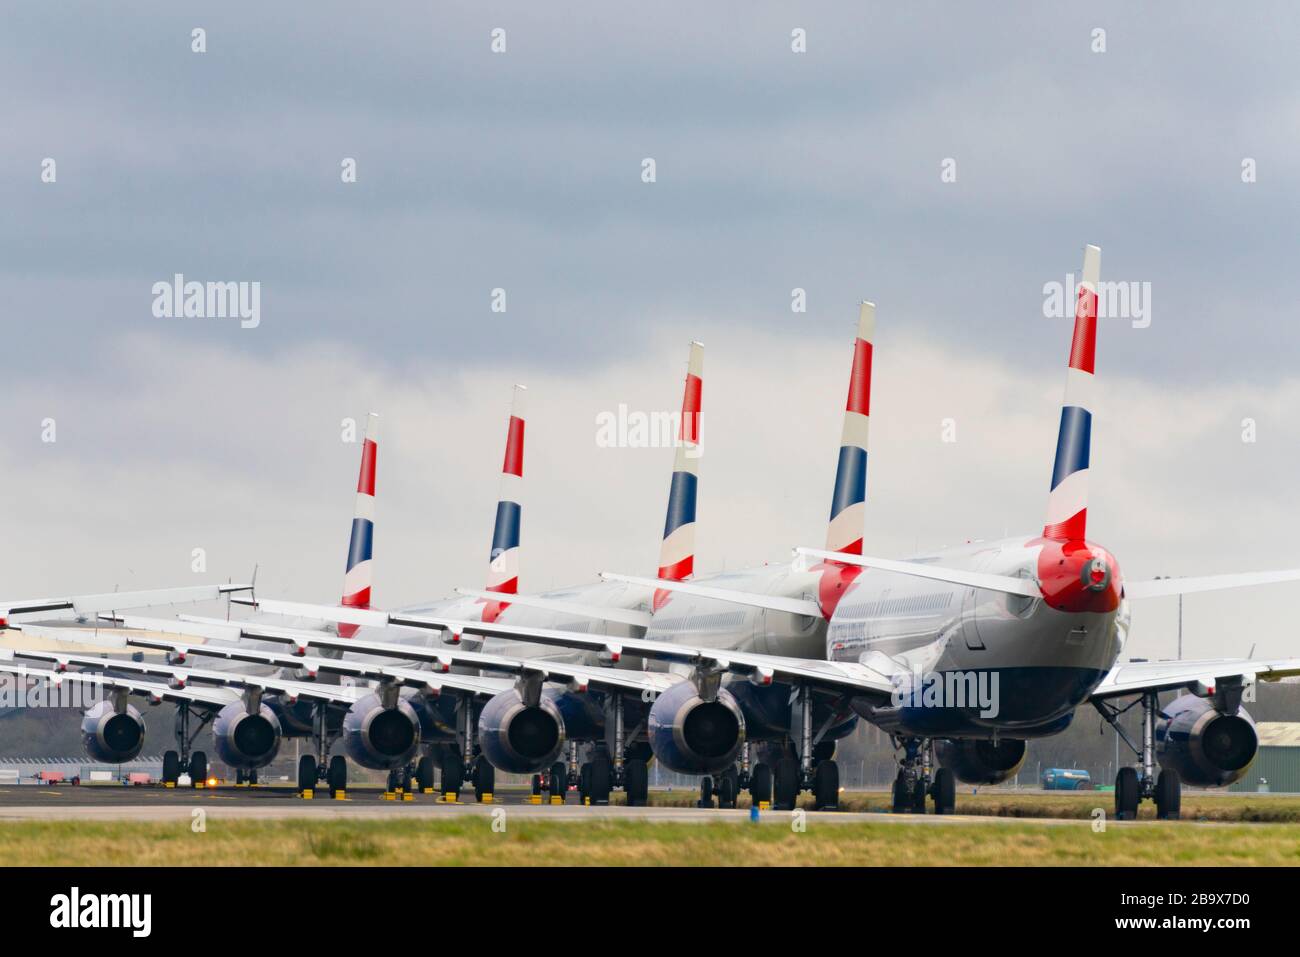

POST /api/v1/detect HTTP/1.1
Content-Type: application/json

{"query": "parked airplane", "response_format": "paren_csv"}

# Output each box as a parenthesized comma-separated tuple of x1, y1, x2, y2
(217, 245, 1300, 819)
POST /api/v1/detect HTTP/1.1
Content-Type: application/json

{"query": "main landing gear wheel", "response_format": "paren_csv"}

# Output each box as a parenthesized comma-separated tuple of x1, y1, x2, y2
(416, 755, 435, 793)
(235, 769, 245, 786)
(749, 763, 772, 807)
(248, 768, 258, 786)
(588, 752, 612, 805)
(190, 751, 208, 788)
(773, 757, 799, 811)
(697, 775, 715, 809)
(298, 754, 318, 793)
(1114, 767, 1140, 821)
(892, 775, 910, 814)
(717, 771, 738, 809)
(162, 750, 180, 786)
(440, 751, 463, 800)
(327, 755, 347, 797)
(813, 760, 839, 810)
(549, 761, 567, 802)
(1155, 769, 1181, 820)
(473, 756, 495, 802)
(624, 759, 649, 807)
(932, 768, 956, 815)
(911, 778, 927, 814)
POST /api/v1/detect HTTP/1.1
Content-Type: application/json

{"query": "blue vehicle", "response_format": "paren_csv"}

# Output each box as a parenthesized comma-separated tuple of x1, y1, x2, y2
(1042, 768, 1093, 791)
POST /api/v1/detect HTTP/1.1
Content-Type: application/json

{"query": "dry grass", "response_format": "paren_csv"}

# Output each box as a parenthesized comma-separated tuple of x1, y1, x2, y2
(642, 788, 1300, 822)
(3, 815, 1299, 866)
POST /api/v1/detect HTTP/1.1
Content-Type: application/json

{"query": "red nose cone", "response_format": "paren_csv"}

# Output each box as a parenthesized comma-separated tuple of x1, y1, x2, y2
(1036, 539, 1122, 613)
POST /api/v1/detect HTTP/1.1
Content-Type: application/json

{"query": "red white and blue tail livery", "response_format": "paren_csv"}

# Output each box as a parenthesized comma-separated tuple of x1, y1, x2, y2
(1043, 244, 1099, 542)
(482, 385, 526, 623)
(339, 412, 378, 637)
(655, 341, 703, 610)
(825, 302, 874, 556)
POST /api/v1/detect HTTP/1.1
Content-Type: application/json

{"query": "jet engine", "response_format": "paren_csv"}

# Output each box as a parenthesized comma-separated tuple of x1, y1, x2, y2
(935, 737, 1026, 784)
(1156, 694, 1257, 788)
(647, 681, 744, 774)
(341, 692, 421, 770)
(81, 700, 146, 764)
(212, 701, 282, 770)
(477, 688, 566, 774)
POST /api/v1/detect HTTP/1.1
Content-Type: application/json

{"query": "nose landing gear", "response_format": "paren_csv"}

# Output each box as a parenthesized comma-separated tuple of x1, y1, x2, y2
(891, 738, 956, 814)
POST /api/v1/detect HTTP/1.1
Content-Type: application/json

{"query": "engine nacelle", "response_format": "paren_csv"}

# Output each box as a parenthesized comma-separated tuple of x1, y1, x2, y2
(477, 689, 566, 774)
(342, 693, 421, 770)
(935, 737, 1026, 785)
(647, 681, 744, 775)
(212, 702, 282, 770)
(1157, 694, 1257, 788)
(81, 700, 146, 764)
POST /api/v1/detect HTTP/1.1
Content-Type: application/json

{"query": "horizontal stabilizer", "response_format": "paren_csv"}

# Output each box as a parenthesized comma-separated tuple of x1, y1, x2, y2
(453, 587, 652, 629)
(795, 548, 1041, 598)
(1124, 569, 1300, 600)
(600, 572, 822, 618)
(1, 583, 253, 621)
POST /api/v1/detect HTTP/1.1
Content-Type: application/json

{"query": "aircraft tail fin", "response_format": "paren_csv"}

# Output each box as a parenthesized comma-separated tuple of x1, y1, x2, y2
(339, 412, 378, 636)
(482, 385, 526, 623)
(825, 302, 874, 555)
(1043, 245, 1100, 542)
(655, 341, 703, 610)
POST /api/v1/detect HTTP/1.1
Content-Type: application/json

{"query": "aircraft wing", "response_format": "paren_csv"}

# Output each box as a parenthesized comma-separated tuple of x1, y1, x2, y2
(227, 597, 896, 698)
(598, 572, 822, 618)
(0, 640, 365, 707)
(0, 583, 254, 624)
(121, 626, 675, 698)
(1090, 658, 1300, 700)
(0, 661, 240, 709)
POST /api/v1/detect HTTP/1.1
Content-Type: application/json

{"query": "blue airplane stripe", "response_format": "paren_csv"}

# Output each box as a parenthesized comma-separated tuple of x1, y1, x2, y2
(662, 470, 698, 539)
(1050, 406, 1092, 490)
(345, 518, 373, 572)
(828, 446, 868, 521)
(490, 501, 522, 559)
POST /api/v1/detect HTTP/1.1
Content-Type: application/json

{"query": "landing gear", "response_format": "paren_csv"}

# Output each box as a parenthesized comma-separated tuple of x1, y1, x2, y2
(167, 705, 214, 788)
(773, 757, 800, 810)
(932, 767, 956, 815)
(415, 755, 435, 793)
(1095, 690, 1183, 821)
(1115, 766, 1140, 820)
(749, 763, 772, 807)
(327, 755, 347, 797)
(549, 761, 567, 802)
(1156, 769, 1182, 820)
(162, 750, 180, 786)
(298, 754, 318, 793)
(473, 755, 495, 802)
(813, 759, 839, 810)
(891, 737, 933, 813)
(189, 751, 207, 788)
(697, 775, 714, 809)
(439, 748, 462, 800)
(717, 769, 739, 809)
(624, 759, 649, 807)
(588, 751, 612, 805)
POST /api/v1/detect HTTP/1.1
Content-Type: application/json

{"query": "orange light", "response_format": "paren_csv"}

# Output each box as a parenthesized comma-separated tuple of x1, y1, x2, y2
(206, 777, 218, 788)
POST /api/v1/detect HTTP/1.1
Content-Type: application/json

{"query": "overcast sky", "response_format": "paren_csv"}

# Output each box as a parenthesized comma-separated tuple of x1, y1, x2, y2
(3, 3, 1300, 661)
